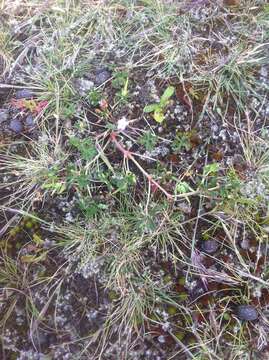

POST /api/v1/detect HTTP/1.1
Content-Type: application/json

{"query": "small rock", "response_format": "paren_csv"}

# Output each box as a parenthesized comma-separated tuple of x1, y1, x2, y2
(25, 114, 34, 127)
(201, 240, 219, 254)
(236, 305, 258, 321)
(0, 109, 9, 124)
(16, 89, 34, 99)
(94, 68, 111, 86)
(10, 119, 23, 133)
(157, 335, 166, 343)
(73, 78, 94, 96)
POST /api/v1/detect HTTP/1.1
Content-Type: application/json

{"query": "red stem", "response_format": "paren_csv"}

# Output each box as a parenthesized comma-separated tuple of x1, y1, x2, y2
(110, 132, 173, 200)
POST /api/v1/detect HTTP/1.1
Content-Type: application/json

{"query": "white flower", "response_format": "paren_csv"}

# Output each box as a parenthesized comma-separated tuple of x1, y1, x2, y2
(117, 117, 129, 131)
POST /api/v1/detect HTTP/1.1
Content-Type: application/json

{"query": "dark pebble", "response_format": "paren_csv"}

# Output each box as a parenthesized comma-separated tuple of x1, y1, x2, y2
(10, 119, 23, 133)
(0, 109, 9, 123)
(201, 240, 219, 254)
(16, 89, 34, 99)
(237, 305, 258, 321)
(94, 68, 111, 86)
(25, 114, 34, 127)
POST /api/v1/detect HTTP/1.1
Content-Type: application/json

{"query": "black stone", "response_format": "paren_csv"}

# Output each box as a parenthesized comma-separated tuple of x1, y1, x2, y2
(236, 305, 258, 321)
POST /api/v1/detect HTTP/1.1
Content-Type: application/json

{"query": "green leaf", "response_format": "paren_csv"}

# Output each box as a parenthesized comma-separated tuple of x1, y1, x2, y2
(69, 137, 97, 161)
(175, 181, 193, 194)
(203, 163, 220, 176)
(144, 103, 159, 113)
(121, 77, 129, 97)
(160, 86, 175, 103)
(153, 109, 164, 123)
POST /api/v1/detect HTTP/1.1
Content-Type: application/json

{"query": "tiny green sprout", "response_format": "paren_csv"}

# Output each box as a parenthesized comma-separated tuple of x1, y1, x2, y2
(25, 221, 33, 229)
(112, 71, 129, 90)
(174, 331, 185, 341)
(69, 136, 97, 161)
(223, 312, 231, 321)
(88, 89, 102, 106)
(144, 85, 175, 123)
(61, 103, 76, 119)
(138, 131, 157, 151)
(175, 181, 193, 195)
(115, 75, 130, 106)
(172, 132, 191, 152)
(121, 77, 129, 98)
(203, 163, 220, 176)
(167, 306, 177, 315)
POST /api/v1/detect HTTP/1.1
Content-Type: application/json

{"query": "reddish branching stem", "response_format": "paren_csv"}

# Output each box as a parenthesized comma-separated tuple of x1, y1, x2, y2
(110, 131, 173, 200)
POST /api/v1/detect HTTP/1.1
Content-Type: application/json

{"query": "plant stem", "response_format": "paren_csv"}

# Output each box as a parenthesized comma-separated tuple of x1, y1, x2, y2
(110, 132, 173, 200)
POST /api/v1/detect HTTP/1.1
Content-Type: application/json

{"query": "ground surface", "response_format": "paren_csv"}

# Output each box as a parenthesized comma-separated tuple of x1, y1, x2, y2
(0, 1, 269, 359)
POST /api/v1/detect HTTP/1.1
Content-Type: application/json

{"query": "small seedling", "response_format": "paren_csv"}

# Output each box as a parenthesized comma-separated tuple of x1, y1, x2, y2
(88, 89, 103, 106)
(203, 163, 220, 177)
(62, 103, 76, 118)
(139, 131, 158, 151)
(69, 136, 97, 161)
(144, 85, 175, 123)
(78, 198, 108, 219)
(172, 132, 191, 152)
(115, 75, 130, 107)
(112, 71, 129, 90)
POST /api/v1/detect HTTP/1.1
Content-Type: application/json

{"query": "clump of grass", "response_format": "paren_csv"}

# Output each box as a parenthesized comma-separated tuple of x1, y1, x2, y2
(54, 194, 189, 355)
(0, 135, 68, 209)
(0, 28, 16, 76)
(193, 44, 268, 117)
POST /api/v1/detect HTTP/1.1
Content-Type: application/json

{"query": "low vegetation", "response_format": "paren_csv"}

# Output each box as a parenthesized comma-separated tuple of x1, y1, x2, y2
(0, 1, 269, 359)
